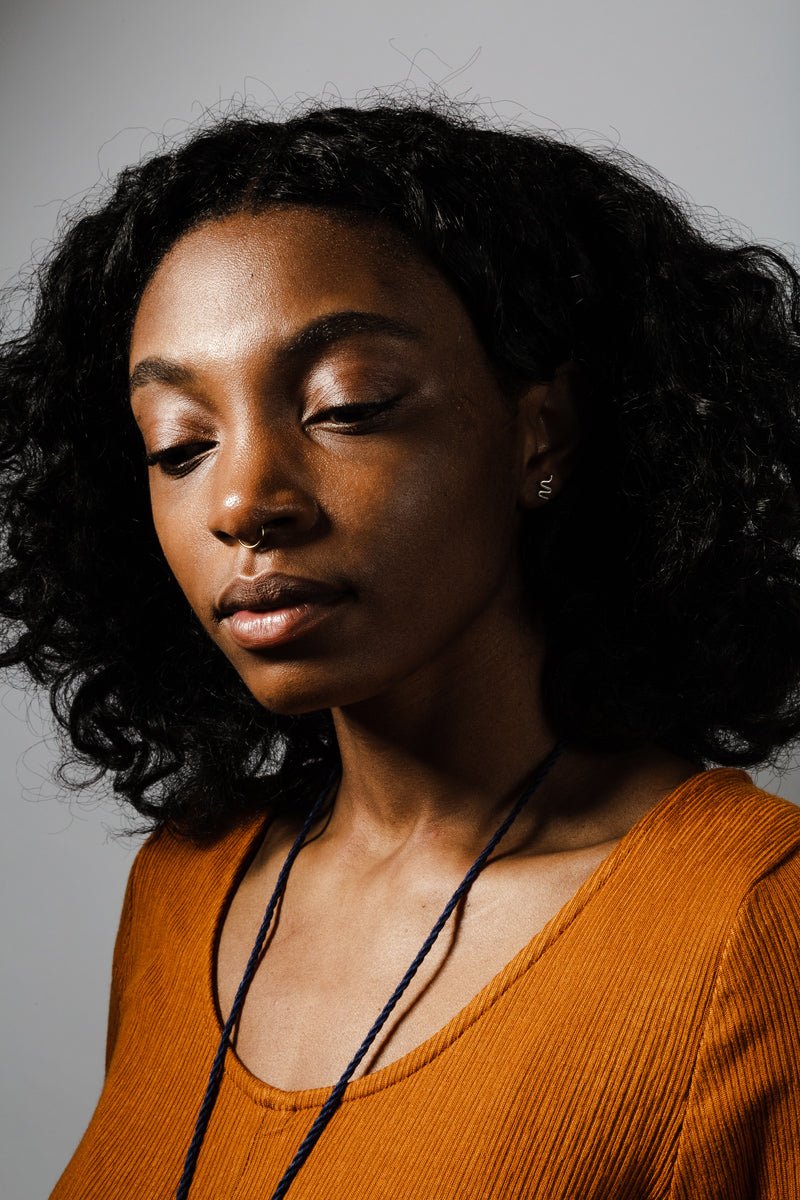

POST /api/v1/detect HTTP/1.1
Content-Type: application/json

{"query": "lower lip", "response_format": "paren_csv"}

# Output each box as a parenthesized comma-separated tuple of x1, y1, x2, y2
(224, 597, 347, 649)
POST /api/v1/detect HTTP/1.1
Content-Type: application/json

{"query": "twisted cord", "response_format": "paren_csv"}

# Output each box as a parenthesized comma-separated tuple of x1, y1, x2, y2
(270, 737, 567, 1199)
(176, 738, 567, 1198)
(174, 765, 341, 1200)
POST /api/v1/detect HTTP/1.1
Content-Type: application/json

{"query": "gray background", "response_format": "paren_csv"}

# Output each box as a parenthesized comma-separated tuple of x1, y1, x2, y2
(1, 1, 798, 1196)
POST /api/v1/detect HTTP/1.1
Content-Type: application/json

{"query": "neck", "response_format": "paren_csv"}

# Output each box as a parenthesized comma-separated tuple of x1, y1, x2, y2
(312, 581, 703, 870)
(320, 593, 564, 866)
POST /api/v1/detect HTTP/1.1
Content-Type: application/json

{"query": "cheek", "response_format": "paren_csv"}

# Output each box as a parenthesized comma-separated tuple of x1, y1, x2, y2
(342, 425, 519, 613)
(148, 487, 209, 610)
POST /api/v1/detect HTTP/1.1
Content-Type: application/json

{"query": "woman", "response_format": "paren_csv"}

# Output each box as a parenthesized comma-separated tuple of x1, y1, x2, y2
(1, 99, 799, 1198)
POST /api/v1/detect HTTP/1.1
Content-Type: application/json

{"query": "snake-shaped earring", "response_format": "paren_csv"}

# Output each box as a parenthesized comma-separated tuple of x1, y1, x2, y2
(538, 474, 554, 500)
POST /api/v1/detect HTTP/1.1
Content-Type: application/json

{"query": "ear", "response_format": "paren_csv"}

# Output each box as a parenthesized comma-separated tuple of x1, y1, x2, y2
(515, 360, 588, 510)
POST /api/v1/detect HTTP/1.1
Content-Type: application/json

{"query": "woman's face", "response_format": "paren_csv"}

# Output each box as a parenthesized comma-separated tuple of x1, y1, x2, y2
(129, 207, 547, 714)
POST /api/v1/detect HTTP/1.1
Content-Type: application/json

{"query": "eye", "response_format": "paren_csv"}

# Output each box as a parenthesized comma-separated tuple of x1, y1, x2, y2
(312, 396, 402, 430)
(144, 440, 216, 477)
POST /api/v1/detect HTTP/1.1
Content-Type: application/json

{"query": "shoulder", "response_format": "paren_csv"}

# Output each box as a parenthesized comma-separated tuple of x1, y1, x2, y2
(667, 842, 800, 1197)
(693, 843, 800, 1096)
(735, 842, 800, 948)
(654, 766, 800, 897)
(615, 768, 800, 957)
(123, 809, 271, 927)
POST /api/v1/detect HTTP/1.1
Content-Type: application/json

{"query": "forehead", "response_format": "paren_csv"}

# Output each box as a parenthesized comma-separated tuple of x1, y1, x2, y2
(129, 207, 459, 363)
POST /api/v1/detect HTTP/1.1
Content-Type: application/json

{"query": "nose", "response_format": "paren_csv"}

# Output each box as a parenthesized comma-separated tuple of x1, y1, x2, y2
(207, 429, 321, 551)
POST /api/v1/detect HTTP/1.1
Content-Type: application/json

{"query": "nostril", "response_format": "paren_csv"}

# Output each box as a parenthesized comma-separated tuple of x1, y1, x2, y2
(237, 526, 267, 550)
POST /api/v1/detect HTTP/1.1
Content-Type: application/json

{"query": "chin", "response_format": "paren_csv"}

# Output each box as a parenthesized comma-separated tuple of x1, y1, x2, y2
(238, 664, 373, 716)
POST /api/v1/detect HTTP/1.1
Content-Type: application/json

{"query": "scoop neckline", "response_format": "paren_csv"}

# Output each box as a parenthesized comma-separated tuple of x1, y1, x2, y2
(203, 765, 750, 1111)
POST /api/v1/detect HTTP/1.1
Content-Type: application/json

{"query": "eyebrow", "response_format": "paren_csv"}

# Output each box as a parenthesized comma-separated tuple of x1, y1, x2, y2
(128, 309, 423, 395)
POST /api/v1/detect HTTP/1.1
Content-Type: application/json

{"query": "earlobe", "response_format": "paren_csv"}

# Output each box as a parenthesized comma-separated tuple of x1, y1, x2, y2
(516, 361, 586, 510)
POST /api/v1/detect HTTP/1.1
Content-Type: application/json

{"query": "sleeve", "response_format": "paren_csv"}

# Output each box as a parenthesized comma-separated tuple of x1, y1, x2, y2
(669, 846, 800, 1198)
(103, 839, 151, 1076)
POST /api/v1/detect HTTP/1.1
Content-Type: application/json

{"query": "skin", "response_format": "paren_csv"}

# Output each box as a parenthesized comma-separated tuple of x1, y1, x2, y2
(129, 207, 702, 1089)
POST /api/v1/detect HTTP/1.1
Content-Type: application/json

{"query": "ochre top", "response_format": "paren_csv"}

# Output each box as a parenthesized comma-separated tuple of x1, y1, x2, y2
(50, 767, 800, 1198)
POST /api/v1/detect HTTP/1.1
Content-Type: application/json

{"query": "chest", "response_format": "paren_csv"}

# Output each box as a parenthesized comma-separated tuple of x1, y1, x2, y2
(215, 839, 617, 1093)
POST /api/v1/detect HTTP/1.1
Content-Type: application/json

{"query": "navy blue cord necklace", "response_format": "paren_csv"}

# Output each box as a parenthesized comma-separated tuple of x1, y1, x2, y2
(174, 737, 568, 1199)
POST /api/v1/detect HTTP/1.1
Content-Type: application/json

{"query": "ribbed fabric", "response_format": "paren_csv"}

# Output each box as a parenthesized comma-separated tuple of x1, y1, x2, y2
(49, 767, 800, 1199)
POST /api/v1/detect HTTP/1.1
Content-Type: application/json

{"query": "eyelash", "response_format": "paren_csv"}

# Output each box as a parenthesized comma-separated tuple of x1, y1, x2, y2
(144, 441, 212, 476)
(144, 397, 401, 477)
(318, 396, 400, 427)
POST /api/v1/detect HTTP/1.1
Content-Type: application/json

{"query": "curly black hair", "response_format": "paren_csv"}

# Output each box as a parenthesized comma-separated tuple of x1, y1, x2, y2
(1, 96, 799, 844)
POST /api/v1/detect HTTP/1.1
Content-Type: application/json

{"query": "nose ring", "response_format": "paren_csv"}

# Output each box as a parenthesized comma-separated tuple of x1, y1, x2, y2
(238, 525, 266, 550)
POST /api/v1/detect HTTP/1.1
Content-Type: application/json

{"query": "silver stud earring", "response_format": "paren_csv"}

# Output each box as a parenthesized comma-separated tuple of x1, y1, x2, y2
(538, 473, 554, 500)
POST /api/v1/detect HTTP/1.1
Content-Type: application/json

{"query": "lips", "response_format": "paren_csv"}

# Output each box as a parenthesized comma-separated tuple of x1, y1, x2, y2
(215, 571, 349, 622)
